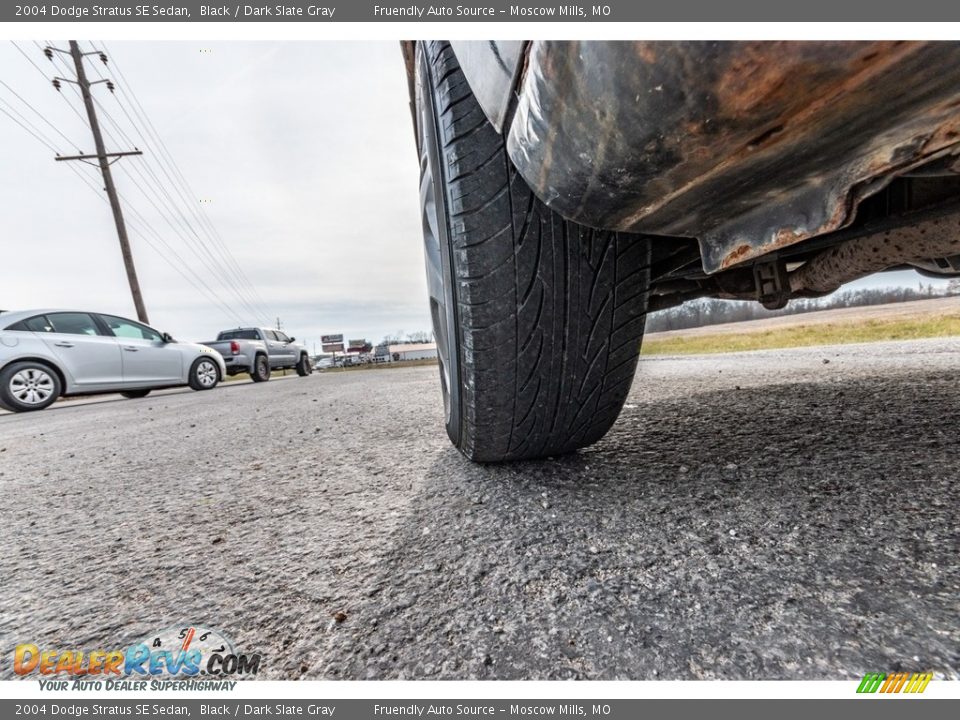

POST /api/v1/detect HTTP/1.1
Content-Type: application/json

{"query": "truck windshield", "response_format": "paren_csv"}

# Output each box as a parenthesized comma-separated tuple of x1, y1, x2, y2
(218, 329, 260, 340)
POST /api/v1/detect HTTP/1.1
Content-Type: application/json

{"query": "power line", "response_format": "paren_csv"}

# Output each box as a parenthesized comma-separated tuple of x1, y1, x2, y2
(0, 100, 247, 327)
(110, 158, 268, 323)
(103, 133, 271, 324)
(65, 160, 247, 325)
(55, 41, 267, 325)
(0, 104, 60, 152)
(33, 40, 91, 128)
(9, 40, 274, 328)
(84, 49, 272, 326)
(67, 162, 247, 325)
(119, 160, 272, 324)
(51, 40, 148, 322)
(112, 100, 273, 323)
(0, 79, 82, 152)
(101, 40, 279, 320)
(9, 41, 51, 81)
(10, 41, 88, 131)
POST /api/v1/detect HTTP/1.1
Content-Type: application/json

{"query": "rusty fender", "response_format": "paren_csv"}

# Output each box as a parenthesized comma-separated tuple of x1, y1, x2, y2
(505, 41, 960, 274)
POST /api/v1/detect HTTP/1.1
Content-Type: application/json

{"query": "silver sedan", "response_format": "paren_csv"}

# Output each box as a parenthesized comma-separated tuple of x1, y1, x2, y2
(0, 309, 226, 413)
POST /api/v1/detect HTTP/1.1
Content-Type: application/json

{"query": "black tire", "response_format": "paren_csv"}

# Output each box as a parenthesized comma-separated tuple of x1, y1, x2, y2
(296, 353, 311, 377)
(188, 356, 221, 391)
(120, 390, 151, 399)
(416, 41, 651, 462)
(250, 354, 270, 383)
(0, 361, 62, 412)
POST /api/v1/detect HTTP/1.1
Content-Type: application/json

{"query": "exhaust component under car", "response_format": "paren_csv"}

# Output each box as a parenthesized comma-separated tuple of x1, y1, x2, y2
(789, 209, 960, 294)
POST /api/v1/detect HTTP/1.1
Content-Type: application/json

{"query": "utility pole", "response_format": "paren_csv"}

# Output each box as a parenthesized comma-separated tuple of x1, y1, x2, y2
(48, 41, 149, 323)
(276, 317, 282, 331)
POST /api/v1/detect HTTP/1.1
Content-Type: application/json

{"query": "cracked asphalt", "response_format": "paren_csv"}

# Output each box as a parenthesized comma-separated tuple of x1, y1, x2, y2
(1, 339, 958, 680)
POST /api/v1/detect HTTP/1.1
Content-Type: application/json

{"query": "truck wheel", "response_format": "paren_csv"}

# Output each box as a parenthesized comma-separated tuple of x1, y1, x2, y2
(120, 390, 151, 399)
(0, 361, 62, 412)
(296, 353, 311, 377)
(188, 357, 220, 391)
(250, 355, 270, 383)
(416, 41, 651, 462)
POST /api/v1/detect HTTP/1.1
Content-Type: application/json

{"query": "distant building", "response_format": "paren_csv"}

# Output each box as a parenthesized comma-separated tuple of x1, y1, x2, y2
(347, 339, 373, 353)
(375, 342, 438, 362)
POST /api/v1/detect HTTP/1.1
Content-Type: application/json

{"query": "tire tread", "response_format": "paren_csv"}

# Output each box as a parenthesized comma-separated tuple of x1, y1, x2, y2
(424, 41, 651, 461)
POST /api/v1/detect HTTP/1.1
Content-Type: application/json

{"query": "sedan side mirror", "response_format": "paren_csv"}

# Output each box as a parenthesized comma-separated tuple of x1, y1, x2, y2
(288, 336, 296, 342)
(161, 332, 175, 343)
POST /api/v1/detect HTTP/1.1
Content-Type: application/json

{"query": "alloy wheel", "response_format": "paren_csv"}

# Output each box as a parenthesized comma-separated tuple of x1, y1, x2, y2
(9, 368, 55, 405)
(196, 360, 218, 388)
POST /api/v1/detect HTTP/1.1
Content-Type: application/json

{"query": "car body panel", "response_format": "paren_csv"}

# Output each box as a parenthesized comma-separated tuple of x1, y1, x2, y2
(204, 339, 259, 375)
(117, 337, 185, 384)
(415, 41, 960, 275)
(99, 313, 185, 383)
(263, 330, 292, 369)
(0, 309, 223, 397)
(40, 331, 123, 389)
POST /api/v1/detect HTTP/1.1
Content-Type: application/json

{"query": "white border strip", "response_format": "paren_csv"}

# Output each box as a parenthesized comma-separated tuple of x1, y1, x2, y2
(2, 679, 959, 699)
(5, 21, 960, 41)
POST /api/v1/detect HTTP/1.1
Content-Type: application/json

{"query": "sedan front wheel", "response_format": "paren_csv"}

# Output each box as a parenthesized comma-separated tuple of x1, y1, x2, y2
(188, 357, 221, 391)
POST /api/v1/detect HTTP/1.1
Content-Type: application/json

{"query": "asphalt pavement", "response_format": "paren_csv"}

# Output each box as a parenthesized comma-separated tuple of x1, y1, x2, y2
(1, 339, 958, 680)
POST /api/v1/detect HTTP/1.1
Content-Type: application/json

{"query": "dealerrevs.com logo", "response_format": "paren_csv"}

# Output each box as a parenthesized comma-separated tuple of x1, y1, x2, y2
(13, 625, 261, 688)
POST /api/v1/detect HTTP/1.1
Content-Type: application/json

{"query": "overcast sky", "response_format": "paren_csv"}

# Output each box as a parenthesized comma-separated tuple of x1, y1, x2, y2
(0, 40, 943, 348)
(1, 40, 429, 348)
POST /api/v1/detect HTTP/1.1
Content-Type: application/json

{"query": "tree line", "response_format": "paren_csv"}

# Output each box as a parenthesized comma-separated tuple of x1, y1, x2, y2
(646, 279, 960, 333)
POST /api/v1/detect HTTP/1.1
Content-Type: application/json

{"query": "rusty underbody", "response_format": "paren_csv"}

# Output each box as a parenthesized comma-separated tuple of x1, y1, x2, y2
(404, 41, 960, 310)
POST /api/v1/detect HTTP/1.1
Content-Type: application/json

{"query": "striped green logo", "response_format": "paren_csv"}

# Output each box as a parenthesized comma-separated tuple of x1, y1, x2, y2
(857, 672, 932, 694)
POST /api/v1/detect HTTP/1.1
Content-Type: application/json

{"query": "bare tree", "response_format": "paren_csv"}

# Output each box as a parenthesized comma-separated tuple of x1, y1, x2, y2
(646, 282, 953, 333)
(406, 330, 433, 343)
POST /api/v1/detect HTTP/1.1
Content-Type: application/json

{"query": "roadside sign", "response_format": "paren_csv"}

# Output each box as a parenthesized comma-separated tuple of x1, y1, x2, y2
(321, 334, 344, 344)
(322, 343, 345, 353)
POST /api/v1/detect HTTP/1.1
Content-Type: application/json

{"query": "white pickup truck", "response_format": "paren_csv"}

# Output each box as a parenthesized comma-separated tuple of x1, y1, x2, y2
(202, 327, 311, 382)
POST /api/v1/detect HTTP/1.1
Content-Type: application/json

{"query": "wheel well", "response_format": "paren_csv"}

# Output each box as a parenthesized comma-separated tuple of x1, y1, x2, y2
(1, 357, 67, 392)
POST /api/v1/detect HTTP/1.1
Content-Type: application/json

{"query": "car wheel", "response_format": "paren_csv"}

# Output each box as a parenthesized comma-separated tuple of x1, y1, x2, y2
(0, 361, 62, 412)
(416, 41, 652, 462)
(189, 357, 220, 391)
(250, 355, 270, 383)
(296, 354, 311, 377)
(120, 390, 151, 399)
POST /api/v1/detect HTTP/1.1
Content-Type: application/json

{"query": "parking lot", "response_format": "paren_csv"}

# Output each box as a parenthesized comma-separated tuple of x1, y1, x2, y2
(1, 339, 958, 680)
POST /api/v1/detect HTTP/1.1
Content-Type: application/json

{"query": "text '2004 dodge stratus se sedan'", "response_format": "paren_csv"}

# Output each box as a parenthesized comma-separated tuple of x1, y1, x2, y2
(0, 309, 226, 413)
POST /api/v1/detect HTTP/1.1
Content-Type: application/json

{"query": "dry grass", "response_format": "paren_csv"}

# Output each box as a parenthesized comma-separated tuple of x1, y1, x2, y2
(641, 314, 960, 356)
(316, 358, 439, 373)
